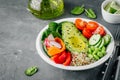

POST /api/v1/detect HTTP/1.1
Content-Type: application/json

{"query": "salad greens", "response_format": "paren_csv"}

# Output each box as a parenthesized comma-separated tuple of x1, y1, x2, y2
(70, 5, 97, 19)
(41, 22, 62, 41)
(71, 5, 85, 15)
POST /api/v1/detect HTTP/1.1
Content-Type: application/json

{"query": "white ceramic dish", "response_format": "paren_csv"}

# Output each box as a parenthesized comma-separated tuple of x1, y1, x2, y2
(36, 18, 115, 70)
(101, 0, 120, 24)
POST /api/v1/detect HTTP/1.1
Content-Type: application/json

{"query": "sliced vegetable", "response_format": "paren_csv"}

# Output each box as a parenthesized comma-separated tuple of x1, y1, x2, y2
(86, 21, 99, 31)
(93, 26, 106, 36)
(71, 5, 85, 15)
(62, 21, 88, 53)
(51, 52, 67, 64)
(44, 38, 51, 47)
(51, 53, 62, 64)
(63, 52, 72, 66)
(89, 34, 101, 45)
(49, 41, 61, 48)
(58, 51, 67, 63)
(25, 66, 38, 76)
(85, 9, 97, 19)
(47, 37, 65, 56)
(43, 44, 50, 57)
(98, 38, 105, 48)
(51, 51, 71, 65)
(82, 28, 92, 39)
(103, 34, 111, 46)
(94, 39, 102, 48)
(47, 34, 55, 41)
(75, 18, 87, 30)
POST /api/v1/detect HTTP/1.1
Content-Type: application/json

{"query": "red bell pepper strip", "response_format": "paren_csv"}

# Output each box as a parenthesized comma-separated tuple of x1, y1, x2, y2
(51, 53, 62, 64)
(51, 51, 67, 64)
(63, 52, 72, 66)
(58, 51, 67, 63)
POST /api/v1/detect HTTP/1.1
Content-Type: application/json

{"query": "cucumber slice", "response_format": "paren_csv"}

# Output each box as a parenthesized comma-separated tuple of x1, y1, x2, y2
(103, 34, 111, 46)
(89, 34, 101, 46)
(94, 39, 102, 48)
(115, 9, 120, 14)
(99, 38, 105, 48)
(43, 44, 50, 57)
(110, 1, 120, 11)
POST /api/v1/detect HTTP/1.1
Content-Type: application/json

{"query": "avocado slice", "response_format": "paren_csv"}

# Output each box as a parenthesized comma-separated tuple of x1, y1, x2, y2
(61, 21, 88, 53)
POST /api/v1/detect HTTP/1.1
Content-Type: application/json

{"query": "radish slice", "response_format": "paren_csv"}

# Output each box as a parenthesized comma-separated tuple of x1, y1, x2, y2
(47, 34, 55, 41)
(49, 41, 62, 48)
(44, 38, 52, 47)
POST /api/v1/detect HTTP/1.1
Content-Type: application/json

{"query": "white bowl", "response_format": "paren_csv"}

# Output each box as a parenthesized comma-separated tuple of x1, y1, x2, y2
(36, 18, 115, 70)
(101, 0, 120, 24)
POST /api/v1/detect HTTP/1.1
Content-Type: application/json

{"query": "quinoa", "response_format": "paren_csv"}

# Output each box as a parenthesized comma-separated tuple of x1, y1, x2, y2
(70, 52, 95, 66)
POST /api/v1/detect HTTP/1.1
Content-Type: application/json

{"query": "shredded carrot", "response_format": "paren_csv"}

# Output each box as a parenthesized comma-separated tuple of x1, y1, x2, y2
(47, 37, 65, 56)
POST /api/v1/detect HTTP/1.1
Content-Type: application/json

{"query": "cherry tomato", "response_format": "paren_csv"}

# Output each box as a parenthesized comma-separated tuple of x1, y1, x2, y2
(82, 28, 92, 39)
(93, 26, 106, 36)
(75, 18, 87, 30)
(86, 21, 99, 31)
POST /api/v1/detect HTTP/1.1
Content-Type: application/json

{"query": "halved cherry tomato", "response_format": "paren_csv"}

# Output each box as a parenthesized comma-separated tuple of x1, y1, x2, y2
(75, 18, 87, 30)
(93, 26, 106, 36)
(82, 28, 92, 39)
(63, 52, 72, 66)
(86, 21, 99, 31)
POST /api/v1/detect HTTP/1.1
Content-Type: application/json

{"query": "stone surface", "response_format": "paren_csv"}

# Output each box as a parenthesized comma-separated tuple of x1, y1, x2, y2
(0, 0, 120, 80)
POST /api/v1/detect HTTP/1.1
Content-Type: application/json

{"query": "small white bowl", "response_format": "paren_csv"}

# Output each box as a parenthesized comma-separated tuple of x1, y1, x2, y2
(36, 18, 115, 70)
(101, 0, 120, 24)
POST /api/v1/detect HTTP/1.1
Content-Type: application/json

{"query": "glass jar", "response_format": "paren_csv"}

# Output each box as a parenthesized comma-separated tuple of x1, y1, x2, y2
(28, 0, 64, 19)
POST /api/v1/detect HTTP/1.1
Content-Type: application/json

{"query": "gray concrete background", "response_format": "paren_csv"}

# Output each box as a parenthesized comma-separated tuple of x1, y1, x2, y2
(0, 0, 120, 80)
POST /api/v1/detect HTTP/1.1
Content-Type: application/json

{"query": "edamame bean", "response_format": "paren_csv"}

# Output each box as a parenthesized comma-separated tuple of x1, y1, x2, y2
(92, 49, 98, 55)
(88, 54, 93, 59)
(102, 50, 106, 55)
(25, 66, 38, 76)
(95, 48, 100, 52)
(93, 55, 99, 60)
(90, 46, 95, 51)
(97, 52, 103, 58)
(102, 46, 106, 51)
(88, 48, 92, 54)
